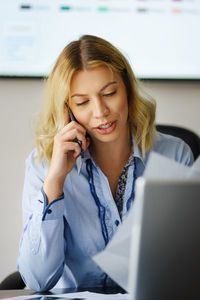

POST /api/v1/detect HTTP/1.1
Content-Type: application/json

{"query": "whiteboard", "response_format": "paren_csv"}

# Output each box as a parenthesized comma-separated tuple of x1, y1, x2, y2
(0, 0, 200, 79)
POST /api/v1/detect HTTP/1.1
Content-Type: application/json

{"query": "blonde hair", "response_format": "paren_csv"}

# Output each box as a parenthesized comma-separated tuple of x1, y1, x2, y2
(35, 35, 156, 163)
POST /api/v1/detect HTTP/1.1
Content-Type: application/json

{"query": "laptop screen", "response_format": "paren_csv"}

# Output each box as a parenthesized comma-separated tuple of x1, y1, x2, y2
(129, 178, 200, 300)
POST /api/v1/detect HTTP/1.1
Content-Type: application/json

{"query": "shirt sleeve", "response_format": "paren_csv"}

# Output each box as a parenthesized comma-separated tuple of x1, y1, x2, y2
(17, 150, 68, 292)
(154, 133, 194, 167)
(175, 139, 194, 166)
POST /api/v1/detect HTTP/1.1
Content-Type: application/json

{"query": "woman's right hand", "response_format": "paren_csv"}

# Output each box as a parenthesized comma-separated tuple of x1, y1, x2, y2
(43, 121, 90, 204)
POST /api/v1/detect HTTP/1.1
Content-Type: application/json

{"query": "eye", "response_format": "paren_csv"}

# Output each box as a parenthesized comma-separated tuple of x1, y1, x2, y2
(103, 90, 117, 97)
(76, 100, 89, 106)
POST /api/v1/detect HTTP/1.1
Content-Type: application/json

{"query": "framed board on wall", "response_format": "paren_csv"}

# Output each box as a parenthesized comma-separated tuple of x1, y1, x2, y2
(0, 0, 199, 79)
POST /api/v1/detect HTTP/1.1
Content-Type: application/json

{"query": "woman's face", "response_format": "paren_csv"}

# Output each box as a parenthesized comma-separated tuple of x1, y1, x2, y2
(69, 65, 129, 145)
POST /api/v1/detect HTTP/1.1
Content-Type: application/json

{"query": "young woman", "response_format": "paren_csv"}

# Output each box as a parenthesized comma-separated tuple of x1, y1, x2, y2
(17, 35, 193, 292)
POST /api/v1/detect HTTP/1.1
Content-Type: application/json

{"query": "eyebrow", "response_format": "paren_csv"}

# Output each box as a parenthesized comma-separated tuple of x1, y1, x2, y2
(100, 81, 117, 92)
(71, 81, 117, 98)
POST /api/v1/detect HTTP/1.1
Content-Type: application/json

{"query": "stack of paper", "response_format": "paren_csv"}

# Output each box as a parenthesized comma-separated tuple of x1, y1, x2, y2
(93, 153, 200, 292)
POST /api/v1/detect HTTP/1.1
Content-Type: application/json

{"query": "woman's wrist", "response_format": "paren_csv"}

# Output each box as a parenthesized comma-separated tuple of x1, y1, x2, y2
(43, 175, 65, 204)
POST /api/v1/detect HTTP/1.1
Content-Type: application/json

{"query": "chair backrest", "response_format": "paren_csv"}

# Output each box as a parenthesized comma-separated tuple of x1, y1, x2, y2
(0, 271, 25, 290)
(156, 124, 200, 160)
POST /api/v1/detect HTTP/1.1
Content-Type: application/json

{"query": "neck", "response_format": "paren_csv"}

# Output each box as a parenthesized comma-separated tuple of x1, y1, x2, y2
(89, 129, 132, 168)
(89, 127, 132, 199)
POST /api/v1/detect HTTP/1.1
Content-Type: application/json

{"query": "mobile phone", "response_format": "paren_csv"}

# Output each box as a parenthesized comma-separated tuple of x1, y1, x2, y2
(67, 104, 76, 123)
(66, 103, 84, 158)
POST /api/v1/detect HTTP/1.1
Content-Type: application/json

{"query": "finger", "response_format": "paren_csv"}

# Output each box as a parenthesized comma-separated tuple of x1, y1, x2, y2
(62, 141, 81, 154)
(60, 121, 86, 139)
(61, 128, 88, 149)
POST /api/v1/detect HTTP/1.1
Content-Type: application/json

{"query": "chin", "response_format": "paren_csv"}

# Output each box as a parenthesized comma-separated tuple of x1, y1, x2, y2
(92, 131, 122, 144)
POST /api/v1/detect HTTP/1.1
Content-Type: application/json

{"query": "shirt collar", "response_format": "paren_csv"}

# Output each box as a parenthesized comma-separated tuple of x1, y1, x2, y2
(76, 148, 91, 174)
(131, 136, 146, 167)
(76, 135, 146, 174)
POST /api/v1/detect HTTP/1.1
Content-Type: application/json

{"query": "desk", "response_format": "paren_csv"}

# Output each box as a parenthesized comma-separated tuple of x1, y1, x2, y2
(0, 289, 33, 298)
(0, 287, 126, 299)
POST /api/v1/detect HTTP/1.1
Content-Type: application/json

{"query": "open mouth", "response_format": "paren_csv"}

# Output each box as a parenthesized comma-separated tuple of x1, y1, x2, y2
(98, 122, 113, 129)
(95, 121, 117, 135)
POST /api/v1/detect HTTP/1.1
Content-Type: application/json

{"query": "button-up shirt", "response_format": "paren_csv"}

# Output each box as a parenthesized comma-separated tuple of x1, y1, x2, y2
(17, 133, 193, 291)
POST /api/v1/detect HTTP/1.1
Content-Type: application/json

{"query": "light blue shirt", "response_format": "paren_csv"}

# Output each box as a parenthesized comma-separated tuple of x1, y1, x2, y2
(17, 133, 193, 291)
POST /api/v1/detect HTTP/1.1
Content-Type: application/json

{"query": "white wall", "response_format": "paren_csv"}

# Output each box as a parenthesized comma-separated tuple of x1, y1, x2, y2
(144, 80, 200, 133)
(0, 78, 44, 282)
(0, 78, 200, 282)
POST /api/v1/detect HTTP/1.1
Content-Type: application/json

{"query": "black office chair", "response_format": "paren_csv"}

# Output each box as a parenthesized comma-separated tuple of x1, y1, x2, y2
(0, 271, 26, 290)
(156, 124, 200, 161)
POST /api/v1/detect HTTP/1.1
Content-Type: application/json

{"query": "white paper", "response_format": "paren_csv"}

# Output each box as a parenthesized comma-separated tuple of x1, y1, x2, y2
(93, 204, 136, 292)
(188, 156, 200, 178)
(50, 291, 128, 299)
(144, 152, 187, 179)
(1, 291, 128, 300)
(93, 152, 200, 292)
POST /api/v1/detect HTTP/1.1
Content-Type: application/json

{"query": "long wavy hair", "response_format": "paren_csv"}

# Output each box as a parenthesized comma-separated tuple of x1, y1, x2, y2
(35, 35, 156, 163)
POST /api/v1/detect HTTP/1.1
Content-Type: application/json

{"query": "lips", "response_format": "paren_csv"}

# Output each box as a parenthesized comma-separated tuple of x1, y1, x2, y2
(97, 121, 113, 129)
(95, 121, 117, 135)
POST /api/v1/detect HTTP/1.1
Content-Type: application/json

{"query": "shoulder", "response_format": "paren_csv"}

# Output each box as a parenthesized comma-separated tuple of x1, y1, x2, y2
(25, 148, 49, 179)
(153, 132, 194, 166)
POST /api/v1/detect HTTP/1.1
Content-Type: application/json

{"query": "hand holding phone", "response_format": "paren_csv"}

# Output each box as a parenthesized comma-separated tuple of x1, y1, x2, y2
(43, 105, 89, 204)
(66, 104, 84, 158)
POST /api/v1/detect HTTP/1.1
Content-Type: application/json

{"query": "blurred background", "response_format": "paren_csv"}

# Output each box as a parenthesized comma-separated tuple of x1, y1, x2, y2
(0, 0, 200, 282)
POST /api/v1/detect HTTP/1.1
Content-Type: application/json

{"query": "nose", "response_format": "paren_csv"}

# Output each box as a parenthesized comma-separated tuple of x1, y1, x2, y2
(93, 97, 109, 118)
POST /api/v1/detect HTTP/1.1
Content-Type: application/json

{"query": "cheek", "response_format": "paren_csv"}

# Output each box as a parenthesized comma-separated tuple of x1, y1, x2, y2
(115, 95, 128, 118)
(74, 109, 90, 127)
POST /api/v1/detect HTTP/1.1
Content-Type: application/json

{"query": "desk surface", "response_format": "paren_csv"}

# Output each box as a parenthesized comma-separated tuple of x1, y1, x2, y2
(0, 289, 32, 298)
(0, 287, 126, 299)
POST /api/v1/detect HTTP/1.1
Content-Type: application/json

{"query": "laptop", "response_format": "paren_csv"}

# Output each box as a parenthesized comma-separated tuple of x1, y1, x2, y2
(128, 178, 200, 300)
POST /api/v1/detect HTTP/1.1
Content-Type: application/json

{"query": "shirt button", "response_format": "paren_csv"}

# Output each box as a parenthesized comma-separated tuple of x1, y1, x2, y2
(115, 220, 120, 226)
(47, 209, 52, 214)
